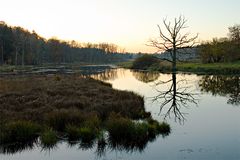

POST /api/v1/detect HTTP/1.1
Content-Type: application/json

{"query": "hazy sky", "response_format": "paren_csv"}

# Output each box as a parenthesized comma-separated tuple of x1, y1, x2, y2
(0, 0, 240, 53)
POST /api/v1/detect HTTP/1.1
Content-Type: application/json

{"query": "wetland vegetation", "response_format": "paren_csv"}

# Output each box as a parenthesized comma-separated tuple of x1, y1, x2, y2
(0, 74, 170, 155)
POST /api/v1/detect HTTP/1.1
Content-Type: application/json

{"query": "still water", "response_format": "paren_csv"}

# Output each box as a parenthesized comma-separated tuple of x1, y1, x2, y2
(1, 68, 240, 160)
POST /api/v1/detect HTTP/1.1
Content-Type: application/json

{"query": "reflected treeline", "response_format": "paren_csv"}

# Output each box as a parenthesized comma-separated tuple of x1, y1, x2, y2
(89, 69, 119, 81)
(132, 71, 160, 83)
(153, 73, 198, 123)
(0, 131, 168, 157)
(199, 75, 240, 105)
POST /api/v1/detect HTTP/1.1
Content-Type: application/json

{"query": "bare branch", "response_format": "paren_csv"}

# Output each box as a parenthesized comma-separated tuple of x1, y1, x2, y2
(148, 16, 198, 67)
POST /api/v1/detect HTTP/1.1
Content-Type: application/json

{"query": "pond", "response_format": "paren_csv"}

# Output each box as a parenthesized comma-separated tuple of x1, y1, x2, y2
(1, 68, 240, 160)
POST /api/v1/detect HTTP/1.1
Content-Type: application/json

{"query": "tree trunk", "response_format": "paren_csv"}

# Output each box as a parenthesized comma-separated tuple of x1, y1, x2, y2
(22, 46, 25, 66)
(172, 72, 177, 106)
(15, 46, 18, 66)
(1, 45, 3, 65)
(172, 39, 177, 73)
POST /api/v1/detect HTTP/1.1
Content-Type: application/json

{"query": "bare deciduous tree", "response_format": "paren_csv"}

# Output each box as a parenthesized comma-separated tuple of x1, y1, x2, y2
(149, 16, 198, 72)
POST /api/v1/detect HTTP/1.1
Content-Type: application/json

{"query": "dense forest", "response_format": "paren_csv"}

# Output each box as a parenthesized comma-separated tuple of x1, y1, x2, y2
(0, 21, 134, 65)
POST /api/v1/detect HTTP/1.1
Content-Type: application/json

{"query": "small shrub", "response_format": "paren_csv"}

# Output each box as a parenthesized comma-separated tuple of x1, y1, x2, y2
(157, 122, 171, 135)
(40, 129, 58, 148)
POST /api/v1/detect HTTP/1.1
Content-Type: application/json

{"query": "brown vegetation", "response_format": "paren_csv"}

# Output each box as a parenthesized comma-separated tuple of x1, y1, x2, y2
(0, 75, 146, 123)
(0, 75, 170, 153)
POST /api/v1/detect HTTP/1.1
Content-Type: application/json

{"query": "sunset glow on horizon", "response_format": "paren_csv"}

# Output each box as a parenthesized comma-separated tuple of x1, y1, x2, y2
(1, 0, 240, 53)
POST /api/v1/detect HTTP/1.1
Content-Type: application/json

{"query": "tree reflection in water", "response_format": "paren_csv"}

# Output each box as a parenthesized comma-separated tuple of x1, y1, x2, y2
(132, 71, 160, 83)
(84, 68, 119, 81)
(152, 73, 198, 123)
(199, 75, 240, 106)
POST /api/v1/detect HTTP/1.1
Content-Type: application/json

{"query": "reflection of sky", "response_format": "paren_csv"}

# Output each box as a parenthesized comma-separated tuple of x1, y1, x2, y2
(1, 69, 240, 160)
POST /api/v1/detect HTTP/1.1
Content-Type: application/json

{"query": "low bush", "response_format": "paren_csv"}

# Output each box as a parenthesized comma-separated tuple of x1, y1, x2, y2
(132, 55, 160, 70)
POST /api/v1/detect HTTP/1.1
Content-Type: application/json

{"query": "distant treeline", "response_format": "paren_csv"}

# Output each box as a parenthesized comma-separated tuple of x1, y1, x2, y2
(200, 25, 240, 63)
(0, 22, 135, 65)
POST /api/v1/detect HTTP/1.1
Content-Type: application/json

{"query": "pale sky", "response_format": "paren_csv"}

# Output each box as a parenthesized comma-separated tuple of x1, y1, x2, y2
(0, 0, 240, 53)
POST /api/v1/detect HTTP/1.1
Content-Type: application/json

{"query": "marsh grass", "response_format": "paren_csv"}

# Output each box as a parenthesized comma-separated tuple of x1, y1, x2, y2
(106, 115, 168, 152)
(106, 114, 135, 140)
(45, 109, 86, 131)
(177, 61, 240, 74)
(66, 125, 82, 141)
(0, 75, 170, 151)
(0, 75, 146, 122)
(106, 113, 171, 143)
(79, 127, 97, 142)
(40, 129, 58, 148)
(0, 121, 40, 144)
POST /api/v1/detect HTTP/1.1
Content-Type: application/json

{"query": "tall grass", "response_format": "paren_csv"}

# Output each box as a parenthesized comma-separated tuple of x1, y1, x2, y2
(106, 113, 171, 142)
(45, 109, 86, 131)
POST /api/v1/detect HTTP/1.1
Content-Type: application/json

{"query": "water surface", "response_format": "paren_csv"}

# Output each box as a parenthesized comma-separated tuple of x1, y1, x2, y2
(1, 68, 240, 160)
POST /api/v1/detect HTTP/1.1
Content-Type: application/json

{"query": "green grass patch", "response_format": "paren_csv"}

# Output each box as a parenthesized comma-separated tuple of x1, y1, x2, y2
(177, 61, 240, 74)
(118, 59, 240, 74)
(117, 61, 133, 68)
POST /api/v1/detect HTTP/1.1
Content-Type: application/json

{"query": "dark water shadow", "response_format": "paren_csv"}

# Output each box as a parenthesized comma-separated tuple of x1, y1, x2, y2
(0, 130, 170, 158)
(0, 138, 37, 154)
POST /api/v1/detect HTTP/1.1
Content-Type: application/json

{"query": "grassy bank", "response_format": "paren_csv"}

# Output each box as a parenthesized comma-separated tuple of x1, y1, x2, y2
(0, 63, 99, 74)
(118, 61, 240, 74)
(0, 75, 170, 150)
(177, 61, 240, 74)
(117, 61, 133, 69)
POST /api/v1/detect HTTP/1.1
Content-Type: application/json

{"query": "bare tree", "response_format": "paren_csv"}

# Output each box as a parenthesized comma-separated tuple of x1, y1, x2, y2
(149, 16, 198, 72)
